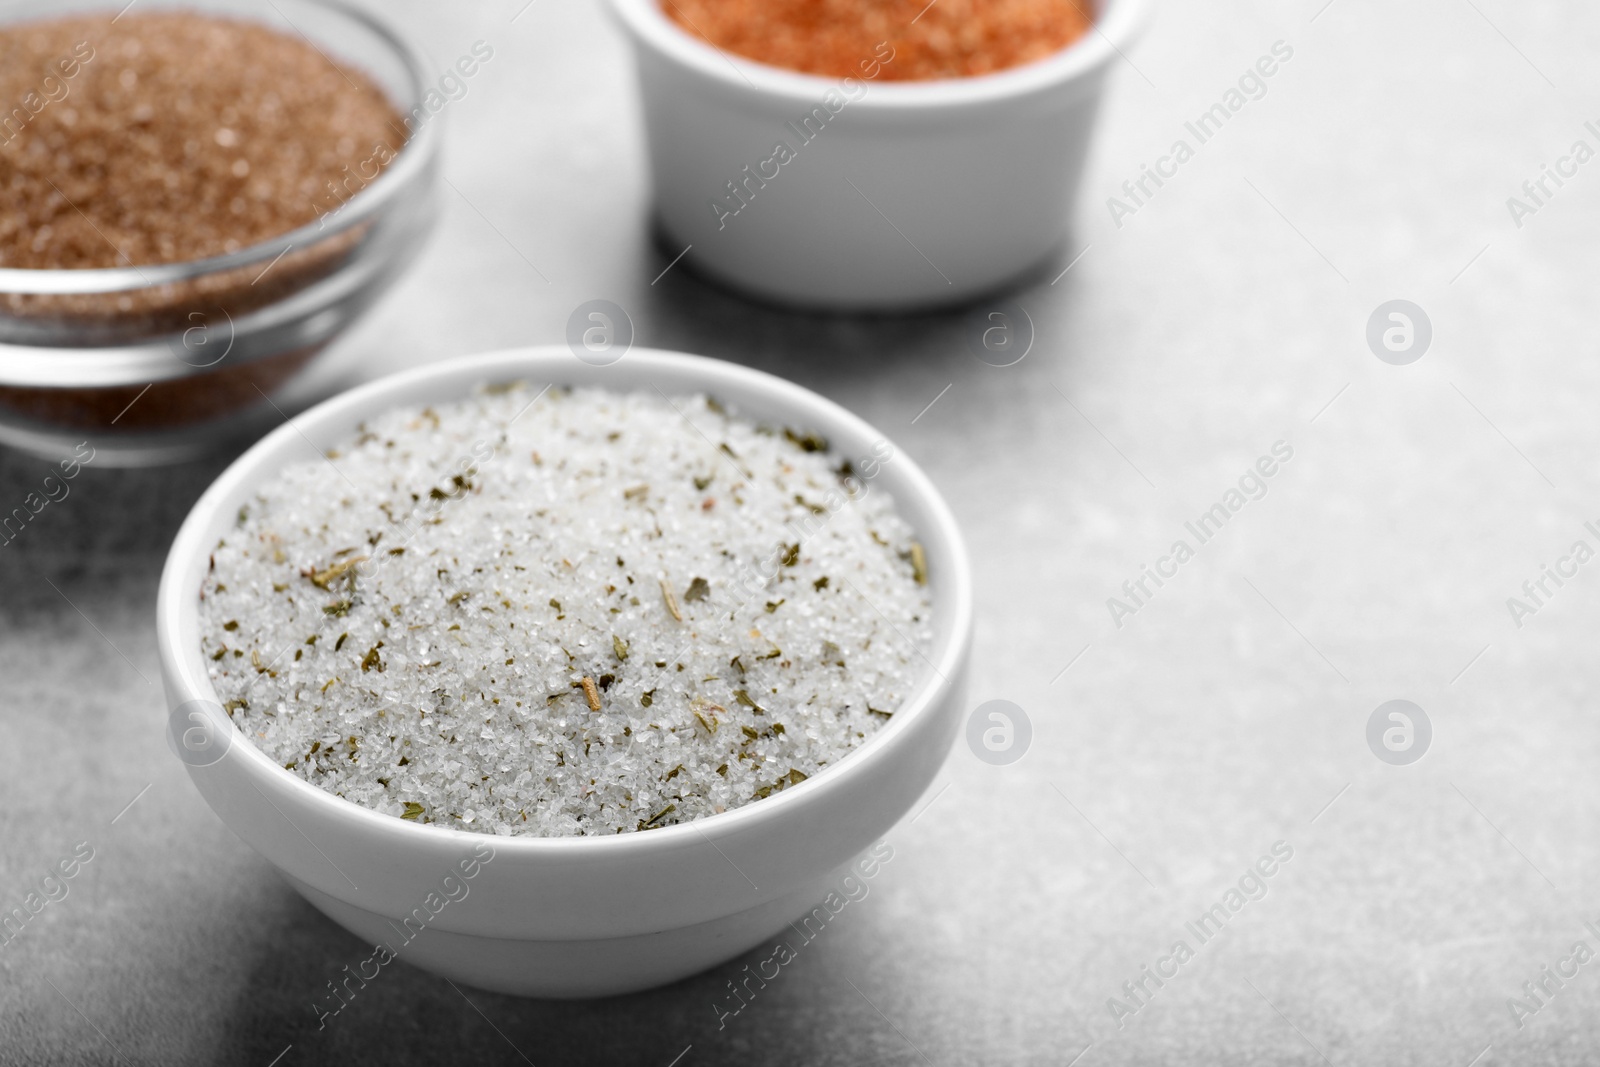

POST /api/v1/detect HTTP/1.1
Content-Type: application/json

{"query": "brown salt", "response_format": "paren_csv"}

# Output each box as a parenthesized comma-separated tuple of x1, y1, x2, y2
(662, 0, 1094, 81)
(0, 11, 406, 270)
(0, 13, 410, 435)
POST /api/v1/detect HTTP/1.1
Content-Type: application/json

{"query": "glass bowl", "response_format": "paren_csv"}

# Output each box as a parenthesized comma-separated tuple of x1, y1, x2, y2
(0, 0, 440, 466)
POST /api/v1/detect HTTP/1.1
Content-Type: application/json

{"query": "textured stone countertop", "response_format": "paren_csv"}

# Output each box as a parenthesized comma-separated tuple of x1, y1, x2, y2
(3, 0, 1599, 1063)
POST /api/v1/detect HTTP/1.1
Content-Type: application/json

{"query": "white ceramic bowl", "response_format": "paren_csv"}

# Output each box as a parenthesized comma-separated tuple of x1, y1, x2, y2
(607, 0, 1145, 310)
(156, 346, 972, 997)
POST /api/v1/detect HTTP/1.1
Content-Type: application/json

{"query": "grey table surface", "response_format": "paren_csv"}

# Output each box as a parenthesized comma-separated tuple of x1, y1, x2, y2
(4, 0, 1600, 1063)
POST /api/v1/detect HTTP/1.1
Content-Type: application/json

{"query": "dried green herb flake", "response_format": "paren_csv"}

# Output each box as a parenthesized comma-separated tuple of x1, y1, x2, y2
(783, 428, 828, 452)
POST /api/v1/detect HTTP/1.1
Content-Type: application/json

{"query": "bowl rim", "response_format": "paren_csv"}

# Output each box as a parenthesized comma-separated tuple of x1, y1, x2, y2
(157, 345, 974, 857)
(0, 0, 440, 297)
(606, 0, 1148, 109)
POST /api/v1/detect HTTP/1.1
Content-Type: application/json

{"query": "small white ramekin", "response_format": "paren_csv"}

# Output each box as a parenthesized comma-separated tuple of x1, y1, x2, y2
(157, 346, 972, 997)
(607, 0, 1145, 310)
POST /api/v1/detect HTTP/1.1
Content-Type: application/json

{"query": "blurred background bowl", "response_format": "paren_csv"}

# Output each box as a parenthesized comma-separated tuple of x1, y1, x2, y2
(0, 0, 440, 467)
(607, 0, 1144, 312)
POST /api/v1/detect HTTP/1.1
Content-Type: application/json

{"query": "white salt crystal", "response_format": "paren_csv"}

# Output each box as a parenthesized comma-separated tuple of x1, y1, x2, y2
(199, 385, 933, 836)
